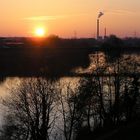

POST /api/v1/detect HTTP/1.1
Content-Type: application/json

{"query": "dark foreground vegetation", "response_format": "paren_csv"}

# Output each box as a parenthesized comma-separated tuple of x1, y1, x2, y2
(0, 35, 139, 77)
(0, 35, 140, 140)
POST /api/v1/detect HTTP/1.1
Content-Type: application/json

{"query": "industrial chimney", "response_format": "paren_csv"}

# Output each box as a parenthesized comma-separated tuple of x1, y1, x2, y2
(97, 19, 99, 39)
(97, 12, 104, 40)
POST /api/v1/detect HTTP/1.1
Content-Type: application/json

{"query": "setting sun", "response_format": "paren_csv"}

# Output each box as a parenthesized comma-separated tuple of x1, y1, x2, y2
(35, 28, 45, 37)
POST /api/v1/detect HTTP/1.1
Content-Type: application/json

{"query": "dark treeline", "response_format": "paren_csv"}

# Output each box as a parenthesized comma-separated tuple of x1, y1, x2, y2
(0, 35, 139, 77)
(0, 45, 140, 140)
(1, 35, 140, 48)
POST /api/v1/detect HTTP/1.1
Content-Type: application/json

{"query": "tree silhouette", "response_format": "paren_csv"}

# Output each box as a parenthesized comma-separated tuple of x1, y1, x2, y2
(2, 78, 57, 140)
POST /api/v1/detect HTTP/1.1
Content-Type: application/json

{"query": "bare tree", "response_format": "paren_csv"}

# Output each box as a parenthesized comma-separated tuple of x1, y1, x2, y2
(2, 78, 57, 140)
(57, 82, 85, 140)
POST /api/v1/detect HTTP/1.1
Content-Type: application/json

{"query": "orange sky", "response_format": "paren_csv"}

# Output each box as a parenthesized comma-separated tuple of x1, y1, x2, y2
(0, 0, 140, 38)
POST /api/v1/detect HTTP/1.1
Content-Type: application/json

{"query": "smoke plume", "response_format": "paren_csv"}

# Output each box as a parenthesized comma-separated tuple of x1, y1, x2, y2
(98, 12, 104, 18)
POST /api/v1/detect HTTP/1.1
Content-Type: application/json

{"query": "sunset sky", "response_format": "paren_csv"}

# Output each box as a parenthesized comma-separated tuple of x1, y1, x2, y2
(0, 0, 140, 38)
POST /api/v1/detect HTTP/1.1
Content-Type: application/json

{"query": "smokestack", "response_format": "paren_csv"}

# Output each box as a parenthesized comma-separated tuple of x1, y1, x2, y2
(97, 12, 104, 40)
(97, 19, 99, 39)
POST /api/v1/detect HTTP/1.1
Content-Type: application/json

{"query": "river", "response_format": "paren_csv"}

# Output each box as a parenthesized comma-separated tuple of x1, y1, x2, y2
(0, 51, 139, 139)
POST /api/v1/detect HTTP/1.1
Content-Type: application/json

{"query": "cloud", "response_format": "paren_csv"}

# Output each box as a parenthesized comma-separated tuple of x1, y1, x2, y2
(105, 9, 136, 15)
(22, 13, 89, 21)
(23, 15, 65, 21)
